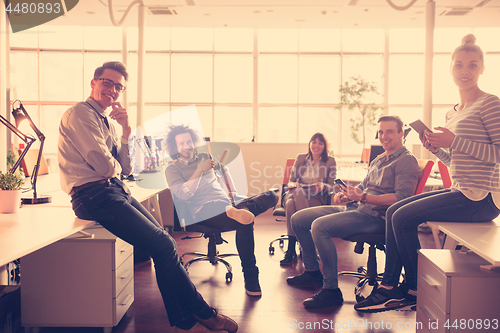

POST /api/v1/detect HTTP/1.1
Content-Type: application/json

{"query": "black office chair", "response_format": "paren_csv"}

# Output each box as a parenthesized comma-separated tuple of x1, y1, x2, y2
(172, 197, 239, 282)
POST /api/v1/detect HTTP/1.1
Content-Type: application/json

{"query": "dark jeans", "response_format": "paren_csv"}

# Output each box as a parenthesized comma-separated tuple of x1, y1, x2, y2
(382, 189, 500, 291)
(194, 190, 279, 272)
(71, 177, 211, 327)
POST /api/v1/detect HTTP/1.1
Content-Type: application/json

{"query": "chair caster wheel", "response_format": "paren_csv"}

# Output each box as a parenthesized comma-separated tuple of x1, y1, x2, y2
(279, 239, 284, 247)
(226, 272, 233, 282)
(269, 245, 275, 254)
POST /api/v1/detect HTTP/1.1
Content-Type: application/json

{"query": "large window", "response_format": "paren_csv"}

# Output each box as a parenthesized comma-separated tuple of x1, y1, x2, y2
(9, 26, 500, 158)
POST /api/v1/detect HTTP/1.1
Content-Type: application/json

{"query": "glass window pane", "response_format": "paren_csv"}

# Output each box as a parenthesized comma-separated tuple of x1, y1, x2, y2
(389, 29, 424, 53)
(481, 54, 500, 97)
(127, 53, 170, 104)
(389, 54, 423, 104)
(40, 52, 83, 101)
(342, 29, 384, 53)
(39, 25, 83, 49)
(10, 51, 38, 101)
(258, 29, 298, 52)
(83, 26, 122, 50)
(298, 107, 339, 155)
(171, 28, 213, 51)
(215, 106, 252, 142)
(83, 52, 122, 99)
(9, 27, 38, 48)
(433, 54, 458, 104)
(474, 28, 500, 52)
(342, 54, 384, 104)
(171, 54, 212, 103)
(259, 55, 298, 103)
(258, 107, 297, 143)
(434, 28, 472, 53)
(214, 28, 253, 52)
(299, 54, 340, 104)
(128, 27, 171, 51)
(299, 29, 341, 53)
(41, 104, 71, 155)
(214, 54, 253, 103)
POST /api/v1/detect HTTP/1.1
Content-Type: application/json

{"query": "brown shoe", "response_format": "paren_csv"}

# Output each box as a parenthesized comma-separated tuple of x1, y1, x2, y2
(194, 308, 238, 333)
(175, 322, 228, 333)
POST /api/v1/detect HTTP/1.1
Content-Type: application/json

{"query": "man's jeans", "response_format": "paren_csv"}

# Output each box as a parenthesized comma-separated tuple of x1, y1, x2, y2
(382, 189, 500, 291)
(71, 177, 210, 327)
(194, 190, 279, 272)
(292, 205, 385, 289)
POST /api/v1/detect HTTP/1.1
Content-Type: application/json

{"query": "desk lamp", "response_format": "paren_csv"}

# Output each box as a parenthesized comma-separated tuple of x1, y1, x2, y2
(5, 100, 51, 204)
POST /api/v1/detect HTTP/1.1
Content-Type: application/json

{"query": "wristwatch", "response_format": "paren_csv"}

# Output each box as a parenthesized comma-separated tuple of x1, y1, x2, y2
(360, 192, 367, 203)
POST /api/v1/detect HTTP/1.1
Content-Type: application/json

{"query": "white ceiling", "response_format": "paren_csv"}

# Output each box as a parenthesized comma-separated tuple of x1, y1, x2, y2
(49, 0, 500, 29)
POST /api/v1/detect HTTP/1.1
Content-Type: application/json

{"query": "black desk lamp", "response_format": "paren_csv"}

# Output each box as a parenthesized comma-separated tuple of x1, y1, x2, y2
(0, 100, 51, 204)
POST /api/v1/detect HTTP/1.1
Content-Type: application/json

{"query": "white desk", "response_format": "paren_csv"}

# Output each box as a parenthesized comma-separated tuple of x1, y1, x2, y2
(427, 219, 500, 267)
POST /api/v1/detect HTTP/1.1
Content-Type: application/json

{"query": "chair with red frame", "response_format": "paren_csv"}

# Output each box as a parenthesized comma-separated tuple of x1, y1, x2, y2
(339, 159, 435, 302)
(268, 158, 295, 255)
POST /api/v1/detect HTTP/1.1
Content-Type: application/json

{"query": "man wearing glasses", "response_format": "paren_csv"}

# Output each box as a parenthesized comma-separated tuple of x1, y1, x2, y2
(58, 61, 237, 333)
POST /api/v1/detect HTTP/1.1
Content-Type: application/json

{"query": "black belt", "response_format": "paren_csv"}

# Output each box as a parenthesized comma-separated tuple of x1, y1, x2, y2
(70, 179, 110, 196)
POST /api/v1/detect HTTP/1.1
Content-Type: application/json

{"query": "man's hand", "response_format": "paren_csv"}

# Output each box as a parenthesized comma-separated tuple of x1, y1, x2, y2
(197, 159, 214, 173)
(339, 184, 364, 202)
(109, 102, 131, 139)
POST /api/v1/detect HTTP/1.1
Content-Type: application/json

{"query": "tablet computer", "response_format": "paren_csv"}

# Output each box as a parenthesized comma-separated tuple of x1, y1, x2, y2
(409, 119, 432, 133)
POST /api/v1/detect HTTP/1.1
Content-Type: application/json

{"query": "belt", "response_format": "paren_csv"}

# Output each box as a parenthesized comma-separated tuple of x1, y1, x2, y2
(70, 179, 110, 196)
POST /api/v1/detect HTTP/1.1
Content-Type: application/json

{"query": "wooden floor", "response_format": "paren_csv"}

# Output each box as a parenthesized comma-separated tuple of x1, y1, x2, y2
(28, 210, 438, 333)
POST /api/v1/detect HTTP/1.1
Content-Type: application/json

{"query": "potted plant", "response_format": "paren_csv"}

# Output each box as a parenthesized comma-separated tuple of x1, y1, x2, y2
(337, 76, 385, 161)
(0, 171, 24, 213)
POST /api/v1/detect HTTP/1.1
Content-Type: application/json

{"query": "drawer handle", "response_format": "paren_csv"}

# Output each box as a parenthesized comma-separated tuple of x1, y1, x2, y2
(419, 305, 438, 324)
(120, 294, 133, 306)
(119, 246, 129, 253)
(120, 270, 130, 279)
(420, 274, 440, 288)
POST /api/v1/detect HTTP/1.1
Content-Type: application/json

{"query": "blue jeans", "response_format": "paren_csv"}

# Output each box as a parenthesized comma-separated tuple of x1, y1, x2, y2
(382, 189, 500, 290)
(71, 178, 211, 327)
(194, 190, 279, 272)
(291, 205, 385, 289)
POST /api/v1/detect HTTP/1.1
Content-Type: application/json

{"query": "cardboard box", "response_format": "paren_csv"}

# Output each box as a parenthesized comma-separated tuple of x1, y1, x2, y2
(0, 286, 21, 333)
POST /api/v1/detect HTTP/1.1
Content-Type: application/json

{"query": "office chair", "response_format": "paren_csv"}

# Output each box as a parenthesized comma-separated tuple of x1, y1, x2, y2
(437, 160, 452, 189)
(339, 159, 434, 302)
(269, 158, 295, 254)
(172, 195, 239, 282)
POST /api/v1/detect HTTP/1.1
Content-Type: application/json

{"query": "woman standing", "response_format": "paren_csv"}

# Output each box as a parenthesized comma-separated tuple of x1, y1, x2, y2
(280, 133, 337, 265)
(354, 34, 500, 312)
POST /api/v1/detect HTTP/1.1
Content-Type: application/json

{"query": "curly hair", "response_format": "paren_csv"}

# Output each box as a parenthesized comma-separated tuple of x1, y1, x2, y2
(165, 124, 200, 159)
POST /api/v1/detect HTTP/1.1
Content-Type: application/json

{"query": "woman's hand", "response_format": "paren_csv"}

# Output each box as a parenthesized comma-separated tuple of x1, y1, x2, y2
(425, 127, 455, 149)
(419, 130, 440, 153)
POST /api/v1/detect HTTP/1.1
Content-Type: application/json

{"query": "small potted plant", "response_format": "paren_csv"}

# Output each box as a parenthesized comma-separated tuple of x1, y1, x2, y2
(0, 171, 24, 213)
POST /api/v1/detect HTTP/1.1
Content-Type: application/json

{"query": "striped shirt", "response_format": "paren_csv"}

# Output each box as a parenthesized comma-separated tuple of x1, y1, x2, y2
(434, 93, 500, 208)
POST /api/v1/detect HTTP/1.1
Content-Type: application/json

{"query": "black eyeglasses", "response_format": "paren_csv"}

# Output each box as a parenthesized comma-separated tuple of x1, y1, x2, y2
(94, 78, 126, 92)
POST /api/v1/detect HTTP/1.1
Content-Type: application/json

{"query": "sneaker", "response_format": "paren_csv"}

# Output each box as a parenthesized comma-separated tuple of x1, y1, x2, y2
(244, 268, 262, 297)
(226, 206, 254, 225)
(280, 251, 297, 265)
(303, 288, 344, 309)
(354, 286, 414, 313)
(286, 271, 323, 287)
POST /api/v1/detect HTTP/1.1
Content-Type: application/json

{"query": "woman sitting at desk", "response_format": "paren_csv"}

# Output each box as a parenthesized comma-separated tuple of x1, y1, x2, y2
(354, 34, 500, 313)
(280, 132, 337, 265)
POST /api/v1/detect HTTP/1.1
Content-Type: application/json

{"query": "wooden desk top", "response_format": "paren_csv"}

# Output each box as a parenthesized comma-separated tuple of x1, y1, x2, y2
(427, 219, 500, 266)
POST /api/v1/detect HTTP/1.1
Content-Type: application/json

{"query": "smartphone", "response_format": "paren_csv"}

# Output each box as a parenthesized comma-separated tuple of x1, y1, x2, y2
(334, 179, 347, 188)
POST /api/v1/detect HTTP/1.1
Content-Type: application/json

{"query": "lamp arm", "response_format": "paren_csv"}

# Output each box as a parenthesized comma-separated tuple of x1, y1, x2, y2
(1, 114, 36, 174)
(30, 134, 45, 199)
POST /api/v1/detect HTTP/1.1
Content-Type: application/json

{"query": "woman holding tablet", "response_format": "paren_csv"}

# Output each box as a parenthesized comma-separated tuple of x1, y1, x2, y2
(354, 34, 500, 313)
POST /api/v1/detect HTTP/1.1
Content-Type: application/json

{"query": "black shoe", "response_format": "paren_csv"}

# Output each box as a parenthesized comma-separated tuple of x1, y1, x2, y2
(287, 271, 323, 287)
(303, 288, 344, 309)
(354, 286, 415, 313)
(244, 267, 262, 297)
(280, 251, 297, 265)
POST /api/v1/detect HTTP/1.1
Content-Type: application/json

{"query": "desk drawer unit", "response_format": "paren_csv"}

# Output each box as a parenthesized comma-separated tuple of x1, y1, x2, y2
(21, 226, 134, 333)
(417, 250, 500, 333)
